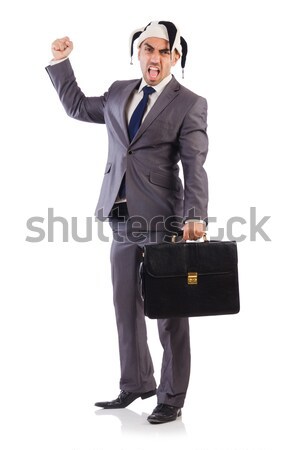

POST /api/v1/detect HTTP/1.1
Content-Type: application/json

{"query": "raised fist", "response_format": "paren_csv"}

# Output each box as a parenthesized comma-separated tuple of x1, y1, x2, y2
(51, 36, 73, 60)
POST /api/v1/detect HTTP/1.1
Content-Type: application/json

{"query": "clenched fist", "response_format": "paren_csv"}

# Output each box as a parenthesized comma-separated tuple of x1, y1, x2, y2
(51, 36, 73, 60)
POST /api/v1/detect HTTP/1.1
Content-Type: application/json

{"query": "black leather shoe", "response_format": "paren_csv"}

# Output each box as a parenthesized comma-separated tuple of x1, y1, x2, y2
(147, 404, 182, 424)
(94, 389, 156, 409)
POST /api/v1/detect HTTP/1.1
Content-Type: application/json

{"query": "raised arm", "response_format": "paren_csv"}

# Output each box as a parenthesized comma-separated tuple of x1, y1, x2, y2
(46, 36, 107, 124)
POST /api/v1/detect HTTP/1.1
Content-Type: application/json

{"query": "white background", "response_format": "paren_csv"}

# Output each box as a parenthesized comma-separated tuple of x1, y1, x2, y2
(1, 1, 297, 449)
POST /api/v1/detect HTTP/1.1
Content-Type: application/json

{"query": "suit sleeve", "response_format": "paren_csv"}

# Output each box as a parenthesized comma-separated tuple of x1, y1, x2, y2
(45, 58, 108, 124)
(179, 96, 209, 223)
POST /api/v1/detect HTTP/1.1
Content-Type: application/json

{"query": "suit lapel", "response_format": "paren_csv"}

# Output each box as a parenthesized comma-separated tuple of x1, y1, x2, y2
(130, 77, 181, 145)
(113, 79, 141, 146)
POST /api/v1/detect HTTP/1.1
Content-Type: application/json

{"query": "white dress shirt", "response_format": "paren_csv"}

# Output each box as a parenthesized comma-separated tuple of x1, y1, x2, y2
(126, 74, 172, 123)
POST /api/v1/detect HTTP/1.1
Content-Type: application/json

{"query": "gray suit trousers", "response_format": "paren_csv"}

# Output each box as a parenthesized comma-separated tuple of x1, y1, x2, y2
(109, 208, 191, 408)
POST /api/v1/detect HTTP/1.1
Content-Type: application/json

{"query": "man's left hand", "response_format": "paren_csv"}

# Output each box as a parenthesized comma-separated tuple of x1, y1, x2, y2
(183, 222, 206, 241)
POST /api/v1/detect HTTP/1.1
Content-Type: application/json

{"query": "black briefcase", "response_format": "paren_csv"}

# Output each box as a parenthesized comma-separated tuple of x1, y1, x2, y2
(140, 238, 240, 319)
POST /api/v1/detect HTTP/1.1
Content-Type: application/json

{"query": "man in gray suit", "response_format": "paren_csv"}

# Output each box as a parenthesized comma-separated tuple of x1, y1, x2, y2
(46, 21, 208, 424)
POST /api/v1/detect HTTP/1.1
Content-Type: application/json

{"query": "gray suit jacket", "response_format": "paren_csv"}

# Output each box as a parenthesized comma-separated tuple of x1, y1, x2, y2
(46, 59, 208, 230)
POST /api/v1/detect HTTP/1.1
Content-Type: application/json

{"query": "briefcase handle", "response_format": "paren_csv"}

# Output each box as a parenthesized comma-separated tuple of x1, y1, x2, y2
(171, 230, 208, 243)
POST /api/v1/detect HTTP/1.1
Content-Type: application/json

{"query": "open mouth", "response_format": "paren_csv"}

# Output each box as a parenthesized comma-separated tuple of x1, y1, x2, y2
(148, 66, 160, 81)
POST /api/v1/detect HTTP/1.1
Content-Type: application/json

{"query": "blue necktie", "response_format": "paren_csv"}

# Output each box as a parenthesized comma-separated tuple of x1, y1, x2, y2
(128, 85, 156, 141)
(118, 86, 155, 199)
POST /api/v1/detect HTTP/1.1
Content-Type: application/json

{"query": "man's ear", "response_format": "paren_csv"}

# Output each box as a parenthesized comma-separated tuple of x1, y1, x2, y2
(171, 50, 180, 67)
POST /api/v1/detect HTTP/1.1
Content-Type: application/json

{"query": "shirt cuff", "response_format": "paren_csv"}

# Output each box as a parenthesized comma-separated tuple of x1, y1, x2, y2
(49, 57, 69, 66)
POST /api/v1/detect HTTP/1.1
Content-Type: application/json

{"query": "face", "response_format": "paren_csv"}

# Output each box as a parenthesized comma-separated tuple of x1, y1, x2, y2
(138, 37, 180, 85)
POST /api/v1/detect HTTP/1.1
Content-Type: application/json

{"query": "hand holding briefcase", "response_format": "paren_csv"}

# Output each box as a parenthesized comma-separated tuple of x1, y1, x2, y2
(140, 235, 240, 319)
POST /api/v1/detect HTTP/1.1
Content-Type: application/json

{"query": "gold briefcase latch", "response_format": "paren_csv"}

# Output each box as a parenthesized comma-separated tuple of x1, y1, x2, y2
(187, 272, 198, 285)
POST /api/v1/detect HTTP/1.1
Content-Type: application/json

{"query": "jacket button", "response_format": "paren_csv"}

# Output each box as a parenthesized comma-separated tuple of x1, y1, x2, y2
(128, 150, 133, 155)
